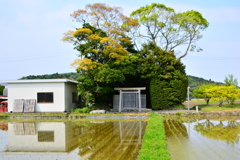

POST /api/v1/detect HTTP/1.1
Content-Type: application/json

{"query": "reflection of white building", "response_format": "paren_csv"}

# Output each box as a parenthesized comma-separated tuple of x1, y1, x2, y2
(0, 122, 85, 160)
(4, 79, 78, 112)
(8, 122, 69, 152)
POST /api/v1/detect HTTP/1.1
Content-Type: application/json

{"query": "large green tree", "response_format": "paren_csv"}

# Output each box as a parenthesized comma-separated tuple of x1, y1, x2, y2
(62, 3, 202, 109)
(138, 42, 188, 109)
(62, 22, 138, 105)
(62, 3, 140, 106)
(130, 3, 209, 59)
(205, 85, 240, 106)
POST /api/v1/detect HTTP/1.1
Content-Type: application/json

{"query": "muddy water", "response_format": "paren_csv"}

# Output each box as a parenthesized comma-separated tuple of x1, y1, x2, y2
(164, 118, 240, 160)
(0, 120, 147, 160)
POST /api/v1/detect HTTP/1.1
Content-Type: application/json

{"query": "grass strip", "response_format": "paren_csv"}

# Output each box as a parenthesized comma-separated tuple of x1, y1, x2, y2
(199, 103, 240, 112)
(137, 112, 170, 160)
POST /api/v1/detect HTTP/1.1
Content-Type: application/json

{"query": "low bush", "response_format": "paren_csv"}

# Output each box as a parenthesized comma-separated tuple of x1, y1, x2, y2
(170, 104, 187, 110)
(72, 107, 91, 113)
(138, 113, 170, 160)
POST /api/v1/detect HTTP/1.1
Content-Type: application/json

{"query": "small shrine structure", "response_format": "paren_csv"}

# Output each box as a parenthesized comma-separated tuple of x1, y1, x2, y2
(113, 87, 146, 112)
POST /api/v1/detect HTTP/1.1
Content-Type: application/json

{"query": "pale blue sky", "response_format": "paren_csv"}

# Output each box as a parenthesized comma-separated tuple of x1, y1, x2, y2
(0, 0, 239, 83)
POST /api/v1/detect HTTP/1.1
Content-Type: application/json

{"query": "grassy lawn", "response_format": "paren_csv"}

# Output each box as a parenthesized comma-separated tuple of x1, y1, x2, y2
(184, 99, 240, 112)
(199, 103, 240, 112)
(137, 113, 170, 160)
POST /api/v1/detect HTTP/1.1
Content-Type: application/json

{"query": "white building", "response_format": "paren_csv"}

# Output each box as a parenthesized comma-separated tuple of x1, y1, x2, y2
(5, 79, 78, 112)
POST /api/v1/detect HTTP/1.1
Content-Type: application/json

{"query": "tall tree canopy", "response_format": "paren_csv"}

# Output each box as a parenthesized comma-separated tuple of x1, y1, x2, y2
(62, 4, 138, 105)
(69, 3, 138, 39)
(193, 83, 216, 104)
(224, 74, 238, 87)
(62, 3, 199, 108)
(130, 3, 209, 59)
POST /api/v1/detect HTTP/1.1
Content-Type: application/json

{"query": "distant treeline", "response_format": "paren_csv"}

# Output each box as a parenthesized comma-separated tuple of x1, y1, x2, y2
(188, 75, 223, 97)
(20, 72, 223, 97)
(20, 72, 80, 81)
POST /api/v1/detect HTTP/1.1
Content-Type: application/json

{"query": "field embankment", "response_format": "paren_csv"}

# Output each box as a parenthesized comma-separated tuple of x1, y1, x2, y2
(137, 113, 170, 160)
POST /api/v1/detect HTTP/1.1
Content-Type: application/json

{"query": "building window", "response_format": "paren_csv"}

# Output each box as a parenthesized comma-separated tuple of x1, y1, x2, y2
(37, 92, 53, 103)
(38, 131, 54, 142)
(72, 92, 77, 103)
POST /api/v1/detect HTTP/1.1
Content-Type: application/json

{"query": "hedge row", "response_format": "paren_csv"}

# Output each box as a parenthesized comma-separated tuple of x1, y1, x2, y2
(138, 113, 171, 160)
(150, 71, 188, 110)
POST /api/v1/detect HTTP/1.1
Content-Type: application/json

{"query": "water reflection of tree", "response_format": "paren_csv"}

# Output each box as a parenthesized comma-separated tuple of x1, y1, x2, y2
(164, 119, 188, 138)
(194, 120, 240, 144)
(77, 121, 147, 160)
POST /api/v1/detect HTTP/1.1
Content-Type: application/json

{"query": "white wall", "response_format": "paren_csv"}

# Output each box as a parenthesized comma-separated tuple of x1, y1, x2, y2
(64, 83, 78, 112)
(8, 82, 65, 112)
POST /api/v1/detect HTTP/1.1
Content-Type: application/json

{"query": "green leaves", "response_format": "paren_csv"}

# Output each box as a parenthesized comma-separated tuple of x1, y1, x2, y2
(94, 67, 125, 83)
(139, 43, 188, 109)
(64, 3, 208, 107)
(224, 74, 238, 87)
(131, 3, 209, 59)
(138, 42, 185, 79)
(205, 85, 240, 106)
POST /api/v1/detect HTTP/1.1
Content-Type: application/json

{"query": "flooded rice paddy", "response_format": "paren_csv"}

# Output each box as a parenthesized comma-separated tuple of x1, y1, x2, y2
(1, 117, 240, 160)
(164, 117, 240, 160)
(0, 120, 147, 160)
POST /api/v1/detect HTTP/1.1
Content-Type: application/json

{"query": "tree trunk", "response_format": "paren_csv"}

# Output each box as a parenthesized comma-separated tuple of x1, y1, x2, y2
(219, 100, 223, 107)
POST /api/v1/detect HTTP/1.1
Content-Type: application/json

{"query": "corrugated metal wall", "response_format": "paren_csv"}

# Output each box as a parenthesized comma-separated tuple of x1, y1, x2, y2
(113, 94, 146, 111)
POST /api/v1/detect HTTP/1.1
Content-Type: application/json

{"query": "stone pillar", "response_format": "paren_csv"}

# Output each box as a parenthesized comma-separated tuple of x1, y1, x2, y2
(119, 90, 122, 112)
(138, 89, 141, 112)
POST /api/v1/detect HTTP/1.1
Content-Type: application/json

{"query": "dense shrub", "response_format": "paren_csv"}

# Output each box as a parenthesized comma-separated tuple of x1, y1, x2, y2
(139, 43, 188, 110)
(150, 71, 188, 110)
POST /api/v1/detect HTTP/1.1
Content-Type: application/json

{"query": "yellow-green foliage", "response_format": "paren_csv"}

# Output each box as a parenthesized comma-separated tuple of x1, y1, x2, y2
(71, 58, 102, 70)
(193, 83, 216, 104)
(73, 28, 93, 36)
(138, 113, 170, 160)
(205, 85, 240, 105)
(195, 120, 240, 144)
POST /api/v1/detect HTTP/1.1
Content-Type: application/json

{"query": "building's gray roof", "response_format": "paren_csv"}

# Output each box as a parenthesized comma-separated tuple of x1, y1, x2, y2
(1, 79, 78, 84)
